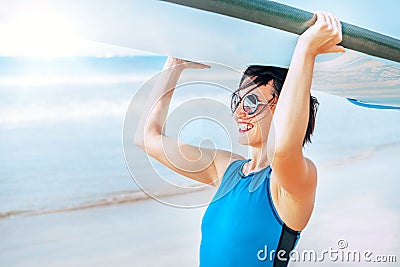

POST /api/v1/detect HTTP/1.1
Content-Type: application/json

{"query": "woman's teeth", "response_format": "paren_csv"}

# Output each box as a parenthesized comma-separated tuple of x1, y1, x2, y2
(239, 123, 254, 132)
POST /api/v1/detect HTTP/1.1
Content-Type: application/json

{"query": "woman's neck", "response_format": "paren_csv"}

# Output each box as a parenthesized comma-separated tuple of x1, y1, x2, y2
(245, 144, 271, 174)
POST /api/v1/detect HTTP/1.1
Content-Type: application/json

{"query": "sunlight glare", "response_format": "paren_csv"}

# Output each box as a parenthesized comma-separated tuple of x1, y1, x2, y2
(1, 9, 82, 58)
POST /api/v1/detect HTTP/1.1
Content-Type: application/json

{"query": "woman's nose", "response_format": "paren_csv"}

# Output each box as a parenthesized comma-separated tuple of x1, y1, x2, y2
(234, 101, 248, 118)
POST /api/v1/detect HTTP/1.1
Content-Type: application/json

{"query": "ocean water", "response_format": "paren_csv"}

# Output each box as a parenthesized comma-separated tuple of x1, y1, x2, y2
(1, 56, 399, 217)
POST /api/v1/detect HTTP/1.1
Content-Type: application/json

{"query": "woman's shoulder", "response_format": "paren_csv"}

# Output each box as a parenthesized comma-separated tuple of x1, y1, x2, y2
(212, 151, 246, 187)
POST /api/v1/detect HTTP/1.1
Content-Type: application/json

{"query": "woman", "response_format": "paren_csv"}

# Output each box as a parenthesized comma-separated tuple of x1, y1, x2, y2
(134, 11, 344, 267)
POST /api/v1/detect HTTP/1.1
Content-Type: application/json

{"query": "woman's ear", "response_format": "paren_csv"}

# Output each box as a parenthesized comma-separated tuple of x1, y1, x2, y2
(267, 79, 278, 115)
(270, 103, 277, 115)
(267, 79, 278, 97)
(271, 96, 278, 116)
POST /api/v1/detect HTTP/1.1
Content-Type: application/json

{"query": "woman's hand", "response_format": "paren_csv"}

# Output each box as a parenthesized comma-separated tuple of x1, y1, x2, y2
(297, 11, 345, 58)
(164, 56, 211, 71)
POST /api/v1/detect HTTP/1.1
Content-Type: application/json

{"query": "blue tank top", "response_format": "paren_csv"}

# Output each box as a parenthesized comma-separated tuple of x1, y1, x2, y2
(200, 159, 301, 267)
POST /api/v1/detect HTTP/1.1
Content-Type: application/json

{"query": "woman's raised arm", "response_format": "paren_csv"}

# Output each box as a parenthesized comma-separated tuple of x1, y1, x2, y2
(270, 11, 345, 196)
(134, 57, 243, 187)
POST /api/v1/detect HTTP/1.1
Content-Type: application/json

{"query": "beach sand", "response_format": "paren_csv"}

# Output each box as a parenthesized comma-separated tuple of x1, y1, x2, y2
(291, 143, 400, 266)
(0, 188, 211, 267)
(1, 144, 399, 267)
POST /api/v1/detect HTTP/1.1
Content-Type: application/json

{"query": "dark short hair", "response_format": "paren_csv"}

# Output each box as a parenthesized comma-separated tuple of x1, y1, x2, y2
(240, 65, 319, 146)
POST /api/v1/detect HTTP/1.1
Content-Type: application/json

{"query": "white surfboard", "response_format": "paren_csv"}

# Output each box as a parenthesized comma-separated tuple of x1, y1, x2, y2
(16, 0, 400, 109)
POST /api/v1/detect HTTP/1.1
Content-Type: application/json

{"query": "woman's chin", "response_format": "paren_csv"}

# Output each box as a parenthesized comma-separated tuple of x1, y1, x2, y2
(238, 133, 251, 146)
(238, 130, 262, 147)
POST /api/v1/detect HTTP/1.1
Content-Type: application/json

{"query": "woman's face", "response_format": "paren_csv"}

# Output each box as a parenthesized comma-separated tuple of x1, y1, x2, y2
(232, 78, 277, 147)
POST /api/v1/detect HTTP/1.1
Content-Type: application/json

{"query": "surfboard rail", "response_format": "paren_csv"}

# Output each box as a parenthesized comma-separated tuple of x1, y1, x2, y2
(161, 0, 400, 64)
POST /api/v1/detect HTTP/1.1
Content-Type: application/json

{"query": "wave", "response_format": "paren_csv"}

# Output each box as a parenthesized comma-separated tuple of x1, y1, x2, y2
(0, 73, 152, 87)
(0, 99, 131, 129)
(0, 185, 210, 219)
(2, 142, 398, 220)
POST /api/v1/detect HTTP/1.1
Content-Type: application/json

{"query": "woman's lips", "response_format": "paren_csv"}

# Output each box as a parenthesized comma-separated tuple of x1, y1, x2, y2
(238, 122, 254, 133)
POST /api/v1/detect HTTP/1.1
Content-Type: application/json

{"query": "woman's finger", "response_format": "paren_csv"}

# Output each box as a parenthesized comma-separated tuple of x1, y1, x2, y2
(185, 60, 211, 69)
(324, 11, 335, 30)
(170, 58, 211, 69)
(200, 63, 211, 69)
(314, 11, 327, 26)
(327, 13, 343, 44)
(333, 15, 343, 41)
(332, 14, 341, 32)
(193, 63, 211, 69)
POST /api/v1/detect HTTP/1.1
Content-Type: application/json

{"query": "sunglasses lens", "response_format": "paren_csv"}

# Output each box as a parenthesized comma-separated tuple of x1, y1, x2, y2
(231, 94, 239, 113)
(243, 94, 258, 114)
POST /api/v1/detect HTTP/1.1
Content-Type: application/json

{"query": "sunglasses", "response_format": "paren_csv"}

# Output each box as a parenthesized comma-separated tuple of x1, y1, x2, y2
(231, 93, 276, 115)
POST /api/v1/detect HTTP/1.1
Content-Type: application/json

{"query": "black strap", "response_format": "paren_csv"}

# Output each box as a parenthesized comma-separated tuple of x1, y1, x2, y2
(273, 224, 300, 267)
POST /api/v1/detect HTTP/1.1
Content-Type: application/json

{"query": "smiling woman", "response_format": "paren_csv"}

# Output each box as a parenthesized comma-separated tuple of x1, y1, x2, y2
(133, 11, 345, 267)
